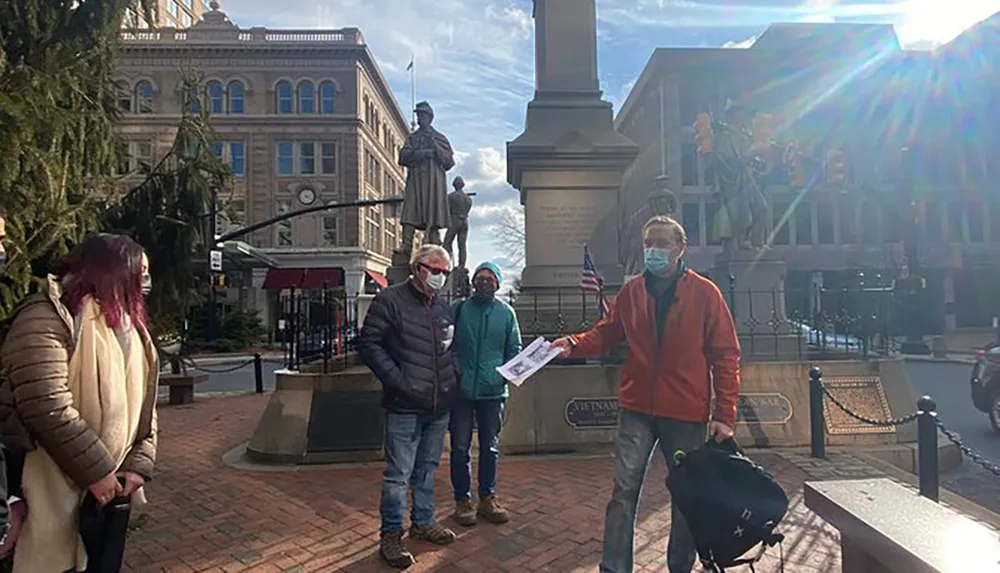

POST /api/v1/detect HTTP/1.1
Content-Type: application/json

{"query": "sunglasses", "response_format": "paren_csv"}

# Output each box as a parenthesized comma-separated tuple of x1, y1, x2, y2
(419, 263, 450, 276)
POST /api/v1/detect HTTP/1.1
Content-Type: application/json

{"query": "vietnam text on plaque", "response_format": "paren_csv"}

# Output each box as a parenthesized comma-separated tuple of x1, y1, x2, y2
(821, 376, 896, 435)
(736, 393, 793, 425)
(564, 397, 618, 429)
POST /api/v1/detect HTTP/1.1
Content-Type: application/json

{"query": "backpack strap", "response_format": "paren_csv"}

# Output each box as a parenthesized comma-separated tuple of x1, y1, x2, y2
(725, 533, 786, 572)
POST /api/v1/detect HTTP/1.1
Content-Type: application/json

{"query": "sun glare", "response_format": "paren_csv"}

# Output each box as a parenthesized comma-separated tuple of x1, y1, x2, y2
(897, 0, 1000, 47)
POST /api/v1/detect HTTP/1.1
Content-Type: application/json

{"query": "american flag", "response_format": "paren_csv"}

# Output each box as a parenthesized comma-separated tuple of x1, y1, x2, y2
(580, 245, 610, 317)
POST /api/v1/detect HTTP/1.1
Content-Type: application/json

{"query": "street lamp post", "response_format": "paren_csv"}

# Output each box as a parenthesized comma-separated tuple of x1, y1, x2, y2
(898, 146, 931, 355)
(207, 186, 220, 342)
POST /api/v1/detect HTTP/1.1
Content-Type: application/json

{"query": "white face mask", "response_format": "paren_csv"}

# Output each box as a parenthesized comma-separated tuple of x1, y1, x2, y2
(426, 273, 446, 291)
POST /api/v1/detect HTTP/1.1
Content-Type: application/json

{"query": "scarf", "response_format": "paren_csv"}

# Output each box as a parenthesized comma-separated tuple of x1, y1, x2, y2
(14, 296, 148, 572)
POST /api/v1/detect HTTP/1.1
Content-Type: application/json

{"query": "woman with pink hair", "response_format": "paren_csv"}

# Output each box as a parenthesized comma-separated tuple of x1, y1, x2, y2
(0, 233, 159, 572)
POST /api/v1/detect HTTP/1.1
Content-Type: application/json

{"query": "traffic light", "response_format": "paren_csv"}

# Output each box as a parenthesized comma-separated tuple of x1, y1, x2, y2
(213, 274, 226, 288)
(694, 112, 714, 154)
(825, 149, 846, 186)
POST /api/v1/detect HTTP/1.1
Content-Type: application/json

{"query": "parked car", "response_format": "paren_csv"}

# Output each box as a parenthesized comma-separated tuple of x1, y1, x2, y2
(970, 343, 1000, 434)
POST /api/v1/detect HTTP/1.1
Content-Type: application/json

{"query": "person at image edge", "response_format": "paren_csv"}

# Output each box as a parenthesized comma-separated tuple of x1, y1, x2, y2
(553, 215, 742, 573)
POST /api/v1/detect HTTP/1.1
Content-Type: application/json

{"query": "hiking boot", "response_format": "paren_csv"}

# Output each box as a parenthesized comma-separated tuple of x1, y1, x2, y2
(454, 499, 477, 527)
(379, 531, 415, 569)
(477, 495, 509, 524)
(409, 523, 457, 545)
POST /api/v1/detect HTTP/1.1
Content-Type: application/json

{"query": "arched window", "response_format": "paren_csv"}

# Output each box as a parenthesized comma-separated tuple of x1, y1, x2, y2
(227, 80, 245, 114)
(275, 81, 293, 114)
(206, 80, 224, 114)
(320, 81, 336, 114)
(135, 80, 154, 114)
(298, 80, 315, 114)
(115, 81, 132, 112)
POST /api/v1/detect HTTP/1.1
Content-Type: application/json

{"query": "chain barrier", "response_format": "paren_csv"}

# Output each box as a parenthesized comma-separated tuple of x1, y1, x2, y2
(156, 348, 257, 374)
(934, 420, 1000, 478)
(816, 379, 920, 427)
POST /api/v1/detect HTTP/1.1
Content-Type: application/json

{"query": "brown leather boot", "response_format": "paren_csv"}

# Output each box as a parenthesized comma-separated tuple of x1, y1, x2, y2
(379, 531, 415, 569)
(454, 498, 477, 526)
(409, 523, 457, 545)
(477, 495, 510, 524)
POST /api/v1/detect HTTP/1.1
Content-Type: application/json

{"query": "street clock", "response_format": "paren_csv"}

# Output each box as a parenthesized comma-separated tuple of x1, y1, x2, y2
(297, 187, 316, 205)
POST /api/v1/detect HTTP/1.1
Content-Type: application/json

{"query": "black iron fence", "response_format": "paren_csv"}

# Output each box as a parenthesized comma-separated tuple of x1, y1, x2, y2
(276, 277, 903, 371)
(724, 281, 898, 360)
(808, 366, 1000, 502)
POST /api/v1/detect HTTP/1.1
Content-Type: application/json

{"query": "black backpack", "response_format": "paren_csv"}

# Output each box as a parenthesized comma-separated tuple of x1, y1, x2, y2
(666, 438, 788, 572)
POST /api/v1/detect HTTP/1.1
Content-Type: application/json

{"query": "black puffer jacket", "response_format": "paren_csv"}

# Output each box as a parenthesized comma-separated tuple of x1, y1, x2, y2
(356, 281, 459, 414)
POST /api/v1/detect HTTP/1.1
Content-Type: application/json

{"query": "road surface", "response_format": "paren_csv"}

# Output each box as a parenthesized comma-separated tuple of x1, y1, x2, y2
(159, 356, 285, 396)
(903, 359, 1000, 514)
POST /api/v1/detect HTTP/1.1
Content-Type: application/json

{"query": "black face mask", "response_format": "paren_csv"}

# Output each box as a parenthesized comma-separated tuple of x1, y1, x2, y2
(473, 281, 497, 299)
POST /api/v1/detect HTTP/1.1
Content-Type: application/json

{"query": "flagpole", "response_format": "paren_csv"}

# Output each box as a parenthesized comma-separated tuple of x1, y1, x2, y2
(409, 54, 416, 131)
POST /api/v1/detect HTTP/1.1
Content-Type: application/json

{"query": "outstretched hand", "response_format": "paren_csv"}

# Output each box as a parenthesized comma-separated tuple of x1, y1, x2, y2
(551, 337, 573, 358)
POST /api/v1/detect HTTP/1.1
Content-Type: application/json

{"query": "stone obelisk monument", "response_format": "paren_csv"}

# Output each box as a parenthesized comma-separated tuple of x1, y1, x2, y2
(506, 0, 638, 331)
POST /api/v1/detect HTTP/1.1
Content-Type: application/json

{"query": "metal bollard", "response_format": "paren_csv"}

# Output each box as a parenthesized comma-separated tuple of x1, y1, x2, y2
(916, 395, 939, 502)
(253, 353, 264, 394)
(809, 366, 826, 459)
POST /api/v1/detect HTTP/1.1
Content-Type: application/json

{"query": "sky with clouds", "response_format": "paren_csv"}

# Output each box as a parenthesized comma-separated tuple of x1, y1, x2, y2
(218, 0, 998, 280)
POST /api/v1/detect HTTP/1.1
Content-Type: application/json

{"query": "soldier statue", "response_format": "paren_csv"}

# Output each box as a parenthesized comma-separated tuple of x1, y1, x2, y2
(708, 102, 769, 252)
(396, 101, 455, 257)
(622, 175, 677, 275)
(443, 176, 473, 269)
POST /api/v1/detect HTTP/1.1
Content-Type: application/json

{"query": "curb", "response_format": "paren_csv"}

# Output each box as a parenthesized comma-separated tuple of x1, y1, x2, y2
(903, 355, 975, 366)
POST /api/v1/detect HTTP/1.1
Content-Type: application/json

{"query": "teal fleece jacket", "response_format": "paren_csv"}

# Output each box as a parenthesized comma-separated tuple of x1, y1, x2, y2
(452, 296, 522, 401)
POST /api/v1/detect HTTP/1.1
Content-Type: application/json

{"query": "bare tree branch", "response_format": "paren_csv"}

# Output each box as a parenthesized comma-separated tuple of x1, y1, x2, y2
(488, 203, 525, 266)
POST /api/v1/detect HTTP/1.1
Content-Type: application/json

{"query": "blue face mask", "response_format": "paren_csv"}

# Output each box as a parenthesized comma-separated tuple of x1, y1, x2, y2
(644, 247, 672, 275)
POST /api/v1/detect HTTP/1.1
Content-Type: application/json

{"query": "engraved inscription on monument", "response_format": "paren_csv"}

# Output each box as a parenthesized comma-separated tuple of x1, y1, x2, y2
(527, 190, 614, 265)
(736, 393, 793, 425)
(822, 376, 896, 435)
(564, 397, 618, 429)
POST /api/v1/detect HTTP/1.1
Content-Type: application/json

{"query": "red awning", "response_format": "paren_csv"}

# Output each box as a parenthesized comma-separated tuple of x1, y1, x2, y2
(262, 267, 344, 289)
(365, 270, 388, 289)
(262, 268, 305, 290)
(301, 268, 344, 289)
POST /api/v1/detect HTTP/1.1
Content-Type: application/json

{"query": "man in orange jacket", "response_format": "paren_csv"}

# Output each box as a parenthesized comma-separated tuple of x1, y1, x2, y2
(553, 215, 741, 573)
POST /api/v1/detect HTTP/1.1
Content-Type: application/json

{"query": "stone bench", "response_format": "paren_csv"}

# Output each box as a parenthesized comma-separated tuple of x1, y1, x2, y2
(159, 373, 209, 406)
(804, 478, 1000, 572)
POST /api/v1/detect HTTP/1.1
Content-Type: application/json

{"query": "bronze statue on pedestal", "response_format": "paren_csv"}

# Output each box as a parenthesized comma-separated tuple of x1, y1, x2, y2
(396, 101, 455, 258)
(704, 103, 769, 253)
(443, 176, 473, 269)
(622, 175, 677, 275)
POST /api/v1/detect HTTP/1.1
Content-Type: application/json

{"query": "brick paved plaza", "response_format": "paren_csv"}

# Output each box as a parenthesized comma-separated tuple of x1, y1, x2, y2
(124, 394, 842, 572)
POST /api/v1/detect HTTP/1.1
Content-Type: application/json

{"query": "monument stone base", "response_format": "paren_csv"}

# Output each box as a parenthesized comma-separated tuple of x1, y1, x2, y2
(245, 365, 385, 464)
(497, 358, 959, 475)
(711, 249, 799, 359)
(386, 252, 410, 286)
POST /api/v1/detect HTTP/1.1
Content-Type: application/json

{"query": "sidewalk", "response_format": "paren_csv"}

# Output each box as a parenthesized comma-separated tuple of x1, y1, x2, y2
(125, 395, 846, 572)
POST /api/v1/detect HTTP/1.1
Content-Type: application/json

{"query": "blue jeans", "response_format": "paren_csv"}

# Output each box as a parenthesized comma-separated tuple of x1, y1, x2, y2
(380, 410, 450, 534)
(600, 409, 708, 573)
(449, 399, 504, 500)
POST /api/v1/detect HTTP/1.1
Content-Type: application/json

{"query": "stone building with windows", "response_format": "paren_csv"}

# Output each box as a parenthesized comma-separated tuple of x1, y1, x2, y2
(114, 4, 407, 327)
(615, 18, 1000, 332)
(126, 0, 209, 28)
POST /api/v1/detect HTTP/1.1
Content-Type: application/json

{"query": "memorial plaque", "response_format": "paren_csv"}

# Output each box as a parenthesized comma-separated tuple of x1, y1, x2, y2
(736, 393, 793, 425)
(821, 376, 896, 435)
(526, 190, 614, 265)
(564, 396, 618, 429)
